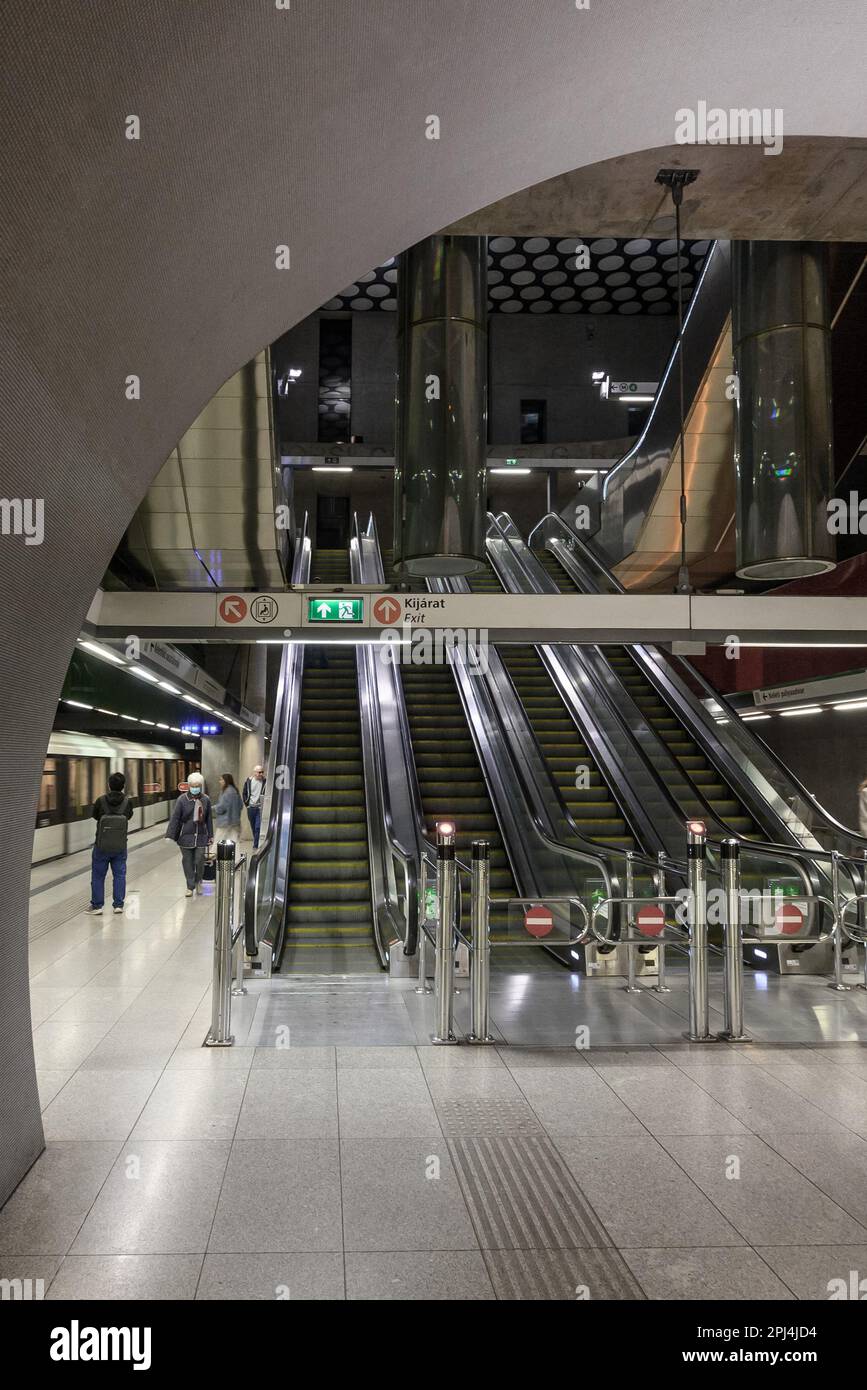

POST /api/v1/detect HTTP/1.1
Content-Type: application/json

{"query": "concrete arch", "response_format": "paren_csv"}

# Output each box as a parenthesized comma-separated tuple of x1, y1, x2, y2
(2, 0, 866, 1201)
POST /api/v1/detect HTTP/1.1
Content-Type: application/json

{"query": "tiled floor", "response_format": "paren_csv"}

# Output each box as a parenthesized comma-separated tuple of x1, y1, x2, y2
(4, 840, 867, 1300)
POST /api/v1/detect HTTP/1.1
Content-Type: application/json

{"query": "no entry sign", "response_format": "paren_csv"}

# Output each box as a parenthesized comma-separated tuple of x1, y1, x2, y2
(524, 903, 554, 938)
(635, 904, 666, 937)
(775, 899, 806, 936)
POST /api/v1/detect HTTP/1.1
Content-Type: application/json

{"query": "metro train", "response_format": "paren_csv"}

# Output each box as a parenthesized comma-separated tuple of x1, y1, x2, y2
(33, 731, 200, 864)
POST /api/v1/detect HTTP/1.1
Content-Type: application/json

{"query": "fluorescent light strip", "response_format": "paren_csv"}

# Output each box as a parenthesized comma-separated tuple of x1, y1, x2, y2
(78, 640, 126, 666)
(129, 665, 160, 683)
(491, 467, 531, 475)
(833, 700, 867, 712)
(618, 395, 654, 403)
(779, 705, 822, 717)
(312, 466, 353, 473)
(829, 695, 867, 707)
(64, 700, 92, 709)
(738, 642, 867, 649)
(158, 681, 181, 695)
(95, 708, 118, 716)
(741, 713, 771, 721)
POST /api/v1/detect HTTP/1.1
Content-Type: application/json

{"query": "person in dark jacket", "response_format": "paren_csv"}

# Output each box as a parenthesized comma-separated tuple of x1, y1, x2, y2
(242, 764, 266, 848)
(165, 771, 214, 896)
(86, 771, 134, 915)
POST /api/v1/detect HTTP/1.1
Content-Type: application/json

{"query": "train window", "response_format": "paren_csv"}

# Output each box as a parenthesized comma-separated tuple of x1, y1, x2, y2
(124, 759, 141, 802)
(68, 758, 91, 819)
(36, 758, 60, 827)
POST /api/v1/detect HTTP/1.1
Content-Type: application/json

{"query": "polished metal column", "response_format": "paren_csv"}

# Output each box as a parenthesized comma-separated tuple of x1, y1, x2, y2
(433, 824, 458, 1043)
(686, 821, 712, 1042)
(468, 840, 494, 1043)
(732, 241, 835, 581)
(205, 841, 237, 1047)
(393, 235, 488, 576)
(719, 839, 748, 1041)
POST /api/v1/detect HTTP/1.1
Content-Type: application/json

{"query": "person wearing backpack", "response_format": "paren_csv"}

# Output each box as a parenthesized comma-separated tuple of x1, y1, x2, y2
(86, 771, 134, 915)
(165, 771, 214, 896)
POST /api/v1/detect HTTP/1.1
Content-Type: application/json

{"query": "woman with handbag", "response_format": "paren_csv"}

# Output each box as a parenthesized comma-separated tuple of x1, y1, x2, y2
(213, 772, 243, 846)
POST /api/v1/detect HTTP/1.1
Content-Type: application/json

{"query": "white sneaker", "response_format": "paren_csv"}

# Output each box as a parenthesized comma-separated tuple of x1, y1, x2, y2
(113, 907, 123, 915)
(196, 883, 204, 895)
(185, 889, 194, 898)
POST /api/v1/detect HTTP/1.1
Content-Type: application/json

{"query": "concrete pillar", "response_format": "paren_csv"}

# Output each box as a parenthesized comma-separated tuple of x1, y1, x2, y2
(200, 731, 241, 803)
(732, 241, 836, 581)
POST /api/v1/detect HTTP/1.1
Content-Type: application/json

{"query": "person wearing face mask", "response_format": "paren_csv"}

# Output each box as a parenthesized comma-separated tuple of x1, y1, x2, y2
(165, 771, 214, 896)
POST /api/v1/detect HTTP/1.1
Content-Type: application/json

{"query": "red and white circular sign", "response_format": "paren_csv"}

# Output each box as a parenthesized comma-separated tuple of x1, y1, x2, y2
(636, 904, 666, 937)
(775, 900, 806, 936)
(373, 595, 402, 625)
(219, 594, 247, 624)
(524, 903, 554, 938)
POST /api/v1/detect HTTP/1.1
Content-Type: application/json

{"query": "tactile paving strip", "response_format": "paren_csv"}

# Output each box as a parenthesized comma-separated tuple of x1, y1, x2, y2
(483, 1247, 644, 1300)
(449, 1135, 614, 1251)
(435, 1097, 546, 1138)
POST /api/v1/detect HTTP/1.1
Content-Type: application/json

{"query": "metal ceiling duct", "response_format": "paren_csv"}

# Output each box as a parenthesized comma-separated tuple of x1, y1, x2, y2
(392, 235, 487, 576)
(732, 241, 836, 582)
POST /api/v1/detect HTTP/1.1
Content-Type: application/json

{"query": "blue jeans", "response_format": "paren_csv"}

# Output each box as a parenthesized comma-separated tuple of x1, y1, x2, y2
(91, 847, 127, 909)
(247, 805, 262, 848)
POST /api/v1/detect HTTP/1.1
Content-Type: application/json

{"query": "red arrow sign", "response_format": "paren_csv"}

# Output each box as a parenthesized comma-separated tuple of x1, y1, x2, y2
(373, 595, 402, 625)
(775, 900, 806, 936)
(524, 903, 554, 938)
(219, 595, 247, 624)
(636, 904, 666, 937)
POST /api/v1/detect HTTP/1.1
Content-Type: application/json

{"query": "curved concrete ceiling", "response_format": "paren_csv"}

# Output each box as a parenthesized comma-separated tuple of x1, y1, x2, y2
(1, 0, 867, 1203)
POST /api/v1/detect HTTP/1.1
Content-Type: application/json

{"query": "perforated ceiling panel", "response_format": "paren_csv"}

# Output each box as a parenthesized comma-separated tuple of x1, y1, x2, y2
(320, 237, 709, 315)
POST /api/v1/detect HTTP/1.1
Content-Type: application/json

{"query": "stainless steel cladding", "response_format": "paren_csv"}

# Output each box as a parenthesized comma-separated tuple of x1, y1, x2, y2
(732, 242, 835, 581)
(392, 236, 488, 576)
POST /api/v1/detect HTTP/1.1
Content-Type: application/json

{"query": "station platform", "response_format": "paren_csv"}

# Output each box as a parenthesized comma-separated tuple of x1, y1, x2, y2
(4, 842, 867, 1301)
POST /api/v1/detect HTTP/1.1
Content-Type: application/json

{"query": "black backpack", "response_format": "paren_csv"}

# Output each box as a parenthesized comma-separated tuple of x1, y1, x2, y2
(96, 797, 131, 853)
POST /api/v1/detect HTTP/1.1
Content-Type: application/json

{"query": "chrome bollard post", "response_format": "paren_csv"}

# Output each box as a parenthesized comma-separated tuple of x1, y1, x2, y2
(415, 858, 432, 995)
(654, 853, 670, 993)
(204, 840, 237, 1047)
(624, 852, 640, 993)
(232, 853, 247, 997)
(828, 850, 850, 992)
(860, 851, 867, 993)
(468, 840, 494, 1043)
(433, 824, 458, 1044)
(719, 839, 748, 1041)
(686, 820, 712, 1042)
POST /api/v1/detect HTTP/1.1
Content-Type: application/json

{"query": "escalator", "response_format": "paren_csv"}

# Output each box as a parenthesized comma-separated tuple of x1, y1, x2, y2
(399, 661, 517, 930)
(469, 557, 638, 854)
(282, 645, 376, 969)
(309, 547, 351, 584)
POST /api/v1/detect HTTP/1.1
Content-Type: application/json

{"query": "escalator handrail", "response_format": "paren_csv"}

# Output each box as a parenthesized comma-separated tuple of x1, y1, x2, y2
(535, 509, 867, 873)
(243, 513, 311, 960)
(352, 511, 437, 956)
(522, 512, 860, 909)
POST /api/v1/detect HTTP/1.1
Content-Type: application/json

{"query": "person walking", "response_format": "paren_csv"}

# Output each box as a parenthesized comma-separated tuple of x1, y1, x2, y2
(213, 772, 243, 845)
(86, 771, 134, 915)
(242, 764, 266, 848)
(165, 771, 213, 896)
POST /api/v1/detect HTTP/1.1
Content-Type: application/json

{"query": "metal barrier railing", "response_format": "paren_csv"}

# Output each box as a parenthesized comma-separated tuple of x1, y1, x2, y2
(420, 818, 866, 1047)
(204, 841, 248, 1048)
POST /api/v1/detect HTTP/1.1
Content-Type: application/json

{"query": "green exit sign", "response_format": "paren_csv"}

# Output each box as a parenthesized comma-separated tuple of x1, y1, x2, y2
(307, 597, 364, 624)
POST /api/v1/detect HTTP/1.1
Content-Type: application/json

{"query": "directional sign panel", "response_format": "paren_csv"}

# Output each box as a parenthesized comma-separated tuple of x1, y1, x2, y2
(306, 597, 364, 624)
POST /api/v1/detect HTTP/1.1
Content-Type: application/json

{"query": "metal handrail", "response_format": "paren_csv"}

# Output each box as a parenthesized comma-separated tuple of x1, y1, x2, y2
(243, 513, 310, 967)
(522, 511, 846, 906)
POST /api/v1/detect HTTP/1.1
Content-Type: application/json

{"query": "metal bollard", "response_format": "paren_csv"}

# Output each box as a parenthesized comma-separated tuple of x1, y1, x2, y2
(655, 853, 670, 993)
(828, 851, 851, 992)
(468, 840, 494, 1043)
(719, 839, 748, 1041)
(624, 852, 639, 993)
(232, 853, 247, 996)
(860, 851, 867, 993)
(415, 858, 432, 994)
(686, 821, 712, 1042)
(433, 824, 458, 1044)
(204, 840, 237, 1047)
